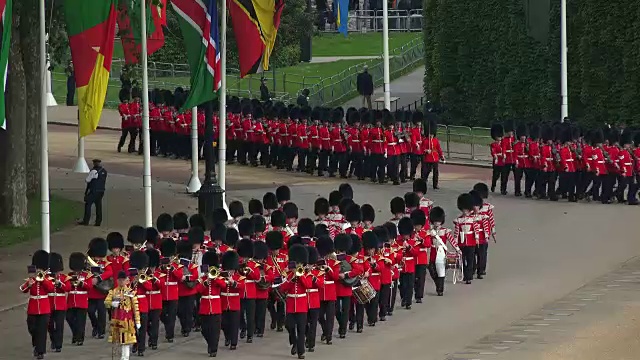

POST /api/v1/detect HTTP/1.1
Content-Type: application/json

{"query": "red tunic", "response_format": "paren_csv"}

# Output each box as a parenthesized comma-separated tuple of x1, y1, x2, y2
(318, 259, 340, 301)
(591, 147, 608, 176)
(220, 272, 244, 311)
(559, 146, 576, 172)
(347, 126, 363, 153)
(20, 277, 55, 315)
(48, 273, 71, 311)
(618, 149, 634, 177)
(88, 260, 113, 300)
(107, 254, 127, 283)
(148, 271, 164, 310)
(296, 123, 309, 149)
(130, 277, 154, 313)
(501, 136, 515, 164)
(309, 124, 321, 149)
(65, 271, 92, 309)
(119, 103, 131, 129)
(491, 141, 505, 166)
(281, 272, 314, 313)
(384, 129, 400, 156)
(410, 127, 423, 155)
(368, 127, 386, 155)
(178, 264, 199, 297)
(514, 141, 528, 169)
(423, 137, 442, 163)
(335, 255, 363, 297)
(196, 276, 226, 315)
(453, 214, 481, 247)
(129, 102, 142, 128)
(331, 127, 347, 153)
(160, 262, 184, 301)
(306, 268, 324, 309)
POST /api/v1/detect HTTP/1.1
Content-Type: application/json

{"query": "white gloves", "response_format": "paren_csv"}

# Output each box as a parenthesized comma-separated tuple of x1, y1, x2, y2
(136, 324, 141, 330)
(111, 301, 120, 308)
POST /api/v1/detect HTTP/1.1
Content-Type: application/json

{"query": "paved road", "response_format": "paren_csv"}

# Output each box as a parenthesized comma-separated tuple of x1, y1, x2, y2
(1, 125, 639, 359)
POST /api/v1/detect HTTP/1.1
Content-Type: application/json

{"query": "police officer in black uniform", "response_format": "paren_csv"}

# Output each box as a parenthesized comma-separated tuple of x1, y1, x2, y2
(78, 159, 108, 226)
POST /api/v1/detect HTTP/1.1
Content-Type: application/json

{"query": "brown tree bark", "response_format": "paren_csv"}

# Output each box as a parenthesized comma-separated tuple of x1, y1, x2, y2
(0, 4, 29, 226)
(20, 0, 41, 197)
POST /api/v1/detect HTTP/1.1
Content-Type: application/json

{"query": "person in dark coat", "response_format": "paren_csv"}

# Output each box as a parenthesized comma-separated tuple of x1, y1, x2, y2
(66, 64, 75, 106)
(78, 159, 108, 226)
(356, 65, 373, 109)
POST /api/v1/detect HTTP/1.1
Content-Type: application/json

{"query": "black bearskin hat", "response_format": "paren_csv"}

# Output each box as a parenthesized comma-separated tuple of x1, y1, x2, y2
(504, 120, 515, 133)
(457, 193, 474, 212)
(188, 227, 205, 245)
(263, 192, 278, 210)
(315, 235, 334, 257)
(314, 223, 329, 238)
(297, 218, 315, 237)
(254, 241, 269, 260)
(413, 178, 427, 194)
(49, 252, 64, 273)
(307, 246, 320, 264)
(383, 222, 398, 239)
(276, 185, 291, 203)
(221, 251, 240, 270)
(127, 226, 146, 245)
(361, 204, 375, 223)
(362, 232, 379, 250)
(107, 231, 125, 249)
(329, 190, 342, 207)
(282, 202, 299, 219)
(634, 132, 640, 147)
(265, 231, 284, 250)
(516, 123, 528, 138)
(472, 182, 489, 199)
(69, 252, 86, 272)
(177, 240, 192, 259)
(236, 238, 254, 258)
(469, 190, 483, 208)
(373, 226, 390, 245)
(288, 244, 309, 264)
(412, 111, 423, 125)
(529, 123, 540, 140)
(314, 197, 330, 216)
(541, 125, 554, 142)
(160, 238, 177, 257)
(119, 88, 131, 102)
(88, 237, 108, 258)
(398, 217, 414, 236)
(410, 209, 426, 226)
(345, 204, 362, 223)
(390, 197, 406, 214)
(338, 183, 354, 200)
(429, 207, 445, 224)
(404, 192, 420, 209)
(560, 126, 572, 144)
(202, 250, 219, 267)
(338, 198, 354, 216)
(129, 251, 149, 270)
(334, 234, 353, 253)
(173, 212, 189, 230)
(288, 235, 303, 247)
(210, 224, 227, 242)
(146, 249, 160, 268)
(229, 201, 245, 218)
(248, 199, 264, 215)
(270, 210, 286, 228)
(156, 213, 174, 232)
(349, 234, 362, 255)
(491, 124, 504, 140)
(212, 208, 230, 224)
(224, 228, 239, 247)
(238, 218, 255, 237)
(620, 131, 633, 145)
(189, 214, 207, 230)
(251, 215, 266, 233)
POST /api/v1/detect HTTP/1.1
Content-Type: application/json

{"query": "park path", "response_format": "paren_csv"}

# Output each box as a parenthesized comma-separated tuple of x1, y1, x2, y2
(341, 67, 424, 111)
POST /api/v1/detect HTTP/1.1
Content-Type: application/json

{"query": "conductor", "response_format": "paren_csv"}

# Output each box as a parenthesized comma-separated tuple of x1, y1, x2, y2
(78, 159, 108, 226)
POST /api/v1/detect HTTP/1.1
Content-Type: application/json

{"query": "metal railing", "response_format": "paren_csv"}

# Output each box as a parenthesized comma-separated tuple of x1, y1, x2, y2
(320, 9, 423, 32)
(435, 125, 492, 162)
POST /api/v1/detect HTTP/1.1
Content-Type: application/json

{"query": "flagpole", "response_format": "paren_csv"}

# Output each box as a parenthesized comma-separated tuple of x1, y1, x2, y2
(382, 0, 391, 110)
(560, 0, 568, 122)
(218, 0, 227, 207)
(39, 0, 50, 252)
(140, 0, 153, 227)
(187, 106, 201, 193)
(72, 109, 90, 173)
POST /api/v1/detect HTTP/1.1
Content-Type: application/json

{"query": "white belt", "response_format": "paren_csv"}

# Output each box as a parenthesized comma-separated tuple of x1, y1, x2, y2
(565, 159, 574, 162)
(69, 291, 87, 295)
(517, 155, 527, 158)
(597, 161, 605, 164)
(334, 139, 342, 142)
(324, 281, 334, 284)
(221, 292, 240, 297)
(351, 140, 361, 142)
(404, 257, 414, 260)
(48, 293, 66, 297)
(419, 248, 429, 252)
(287, 293, 307, 298)
(370, 273, 380, 276)
(165, 282, 178, 285)
(372, 140, 384, 143)
(546, 158, 553, 161)
(137, 295, 146, 298)
(306, 289, 318, 293)
(245, 280, 255, 283)
(148, 291, 160, 295)
(30, 295, 48, 300)
(624, 163, 632, 165)
(321, 138, 330, 141)
(388, 142, 397, 145)
(201, 295, 220, 299)
(505, 150, 514, 153)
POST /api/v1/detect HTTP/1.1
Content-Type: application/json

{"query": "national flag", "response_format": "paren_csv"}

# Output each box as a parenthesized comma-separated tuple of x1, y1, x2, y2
(335, 0, 348, 37)
(117, 0, 166, 64)
(65, 0, 118, 137)
(228, 0, 285, 77)
(0, 0, 11, 130)
(171, 0, 221, 111)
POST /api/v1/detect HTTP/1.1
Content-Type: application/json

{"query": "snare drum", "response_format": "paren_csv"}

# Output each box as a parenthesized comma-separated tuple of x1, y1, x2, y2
(445, 254, 459, 269)
(352, 278, 376, 304)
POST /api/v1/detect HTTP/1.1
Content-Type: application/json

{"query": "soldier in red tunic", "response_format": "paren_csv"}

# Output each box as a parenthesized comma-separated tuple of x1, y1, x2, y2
(347, 110, 364, 179)
(558, 126, 578, 202)
(453, 194, 480, 284)
(500, 122, 516, 195)
(237, 239, 261, 343)
(307, 108, 321, 174)
(281, 245, 314, 359)
(329, 108, 347, 177)
(220, 251, 244, 351)
(383, 110, 400, 185)
(130, 87, 143, 155)
(197, 250, 226, 357)
(513, 124, 529, 197)
(265, 231, 287, 332)
(86, 237, 113, 339)
(616, 132, 635, 203)
(526, 124, 542, 198)
(296, 107, 310, 172)
(47, 253, 69, 353)
(117, 88, 133, 153)
(409, 111, 424, 180)
(318, 111, 332, 176)
(65, 252, 92, 346)
(423, 111, 444, 188)
(21, 250, 55, 359)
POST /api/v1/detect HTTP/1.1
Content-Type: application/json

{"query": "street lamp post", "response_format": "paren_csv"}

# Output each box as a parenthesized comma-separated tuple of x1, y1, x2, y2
(197, 100, 224, 228)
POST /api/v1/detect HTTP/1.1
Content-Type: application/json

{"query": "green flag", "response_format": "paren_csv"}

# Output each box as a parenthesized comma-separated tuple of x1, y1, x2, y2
(0, 0, 12, 130)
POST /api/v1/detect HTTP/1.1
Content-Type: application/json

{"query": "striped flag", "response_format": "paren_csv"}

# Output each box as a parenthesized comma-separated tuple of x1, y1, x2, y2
(0, 0, 12, 130)
(171, 0, 221, 111)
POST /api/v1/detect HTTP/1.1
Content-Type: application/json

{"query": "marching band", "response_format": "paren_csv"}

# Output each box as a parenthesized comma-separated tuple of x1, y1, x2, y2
(19, 182, 498, 360)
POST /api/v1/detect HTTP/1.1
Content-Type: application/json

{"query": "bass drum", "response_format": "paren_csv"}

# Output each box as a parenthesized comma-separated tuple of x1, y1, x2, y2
(339, 259, 358, 286)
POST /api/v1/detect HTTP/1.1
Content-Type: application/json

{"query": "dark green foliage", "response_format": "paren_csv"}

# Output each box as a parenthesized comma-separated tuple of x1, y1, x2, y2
(423, 0, 640, 128)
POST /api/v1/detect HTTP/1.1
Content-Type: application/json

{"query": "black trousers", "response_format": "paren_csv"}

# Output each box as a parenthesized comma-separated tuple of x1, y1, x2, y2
(118, 128, 131, 150)
(349, 301, 365, 329)
(28, 314, 50, 356)
(297, 148, 308, 171)
(330, 151, 347, 176)
(537, 171, 557, 199)
(601, 173, 615, 202)
(559, 171, 576, 200)
(524, 168, 538, 196)
(65, 308, 87, 343)
(370, 153, 386, 182)
(335, 296, 350, 335)
(306, 308, 319, 349)
(428, 263, 445, 294)
(422, 162, 439, 187)
(514, 167, 524, 195)
(258, 143, 270, 166)
(287, 312, 307, 355)
(318, 149, 330, 175)
(461, 246, 476, 281)
(161, 300, 178, 340)
(222, 310, 240, 346)
(240, 298, 256, 339)
(491, 165, 503, 191)
(616, 175, 631, 202)
(267, 293, 285, 329)
(82, 191, 104, 226)
(414, 264, 428, 300)
(389, 280, 399, 314)
(307, 148, 319, 172)
(147, 309, 161, 347)
(318, 300, 335, 341)
(177, 295, 195, 335)
(66, 86, 75, 106)
(629, 175, 640, 203)
(349, 152, 364, 178)
(377, 284, 391, 318)
(201, 314, 221, 354)
(475, 243, 489, 276)
(255, 298, 268, 335)
(48, 310, 65, 350)
(149, 130, 158, 156)
(399, 154, 409, 181)
(365, 293, 379, 324)
(238, 140, 250, 164)
(500, 164, 515, 193)
(386, 155, 399, 182)
(87, 298, 106, 335)
(410, 154, 421, 178)
(399, 272, 415, 306)
(135, 312, 149, 353)
(227, 139, 239, 163)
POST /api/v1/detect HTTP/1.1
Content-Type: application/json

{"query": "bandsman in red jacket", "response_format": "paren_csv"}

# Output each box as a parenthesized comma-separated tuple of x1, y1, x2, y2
(362, 231, 384, 326)
(146, 249, 164, 350)
(304, 246, 324, 353)
(220, 251, 245, 351)
(383, 111, 400, 185)
(236, 239, 261, 343)
(107, 232, 128, 282)
(513, 124, 529, 197)
(409, 111, 424, 180)
(252, 241, 275, 337)
(397, 218, 421, 309)
(347, 235, 366, 333)
(329, 108, 348, 177)
(127, 251, 153, 356)
(281, 245, 314, 359)
(425, 207, 456, 296)
(344, 204, 364, 238)
(175, 241, 198, 338)
(314, 236, 339, 345)
(86, 237, 113, 339)
(526, 124, 542, 198)
(117, 88, 134, 153)
(197, 251, 227, 357)
(333, 234, 363, 338)
(558, 126, 578, 202)
(382, 222, 401, 315)
(65, 252, 92, 346)
(453, 194, 481, 284)
(265, 231, 287, 332)
(130, 87, 143, 154)
(470, 191, 492, 280)
(159, 239, 184, 343)
(422, 115, 444, 189)
(47, 253, 70, 353)
(409, 209, 431, 303)
(20, 250, 56, 360)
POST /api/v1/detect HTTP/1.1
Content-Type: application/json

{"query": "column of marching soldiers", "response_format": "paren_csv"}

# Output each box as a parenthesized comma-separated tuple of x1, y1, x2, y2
(21, 182, 499, 360)
(117, 87, 446, 188)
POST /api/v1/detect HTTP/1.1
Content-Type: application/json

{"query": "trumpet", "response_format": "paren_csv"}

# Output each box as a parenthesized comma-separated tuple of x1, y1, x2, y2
(35, 270, 49, 282)
(293, 264, 305, 278)
(207, 266, 220, 279)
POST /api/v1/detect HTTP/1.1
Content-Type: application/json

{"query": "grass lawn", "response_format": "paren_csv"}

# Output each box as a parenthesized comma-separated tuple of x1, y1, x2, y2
(311, 32, 421, 57)
(0, 195, 82, 248)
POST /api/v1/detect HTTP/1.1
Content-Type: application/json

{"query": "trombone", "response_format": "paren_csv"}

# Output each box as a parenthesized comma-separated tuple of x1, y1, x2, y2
(85, 251, 100, 268)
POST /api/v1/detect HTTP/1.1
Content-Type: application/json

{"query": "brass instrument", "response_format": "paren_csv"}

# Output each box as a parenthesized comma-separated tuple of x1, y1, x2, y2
(35, 270, 49, 282)
(285, 225, 295, 237)
(85, 252, 100, 268)
(67, 273, 82, 287)
(294, 264, 305, 277)
(551, 145, 561, 164)
(207, 266, 221, 279)
(271, 255, 287, 278)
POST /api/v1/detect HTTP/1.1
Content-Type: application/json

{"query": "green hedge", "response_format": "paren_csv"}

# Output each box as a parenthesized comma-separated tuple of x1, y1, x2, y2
(423, 0, 640, 128)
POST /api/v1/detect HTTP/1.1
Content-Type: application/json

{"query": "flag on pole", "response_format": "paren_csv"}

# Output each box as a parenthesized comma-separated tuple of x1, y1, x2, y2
(335, 0, 349, 37)
(171, 0, 221, 111)
(117, 0, 166, 64)
(228, 0, 285, 77)
(64, 0, 118, 137)
(0, 0, 12, 130)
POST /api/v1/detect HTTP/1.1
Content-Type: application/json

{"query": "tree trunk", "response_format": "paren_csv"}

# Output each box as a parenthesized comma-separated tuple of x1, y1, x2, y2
(0, 5, 29, 227)
(20, 0, 41, 197)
